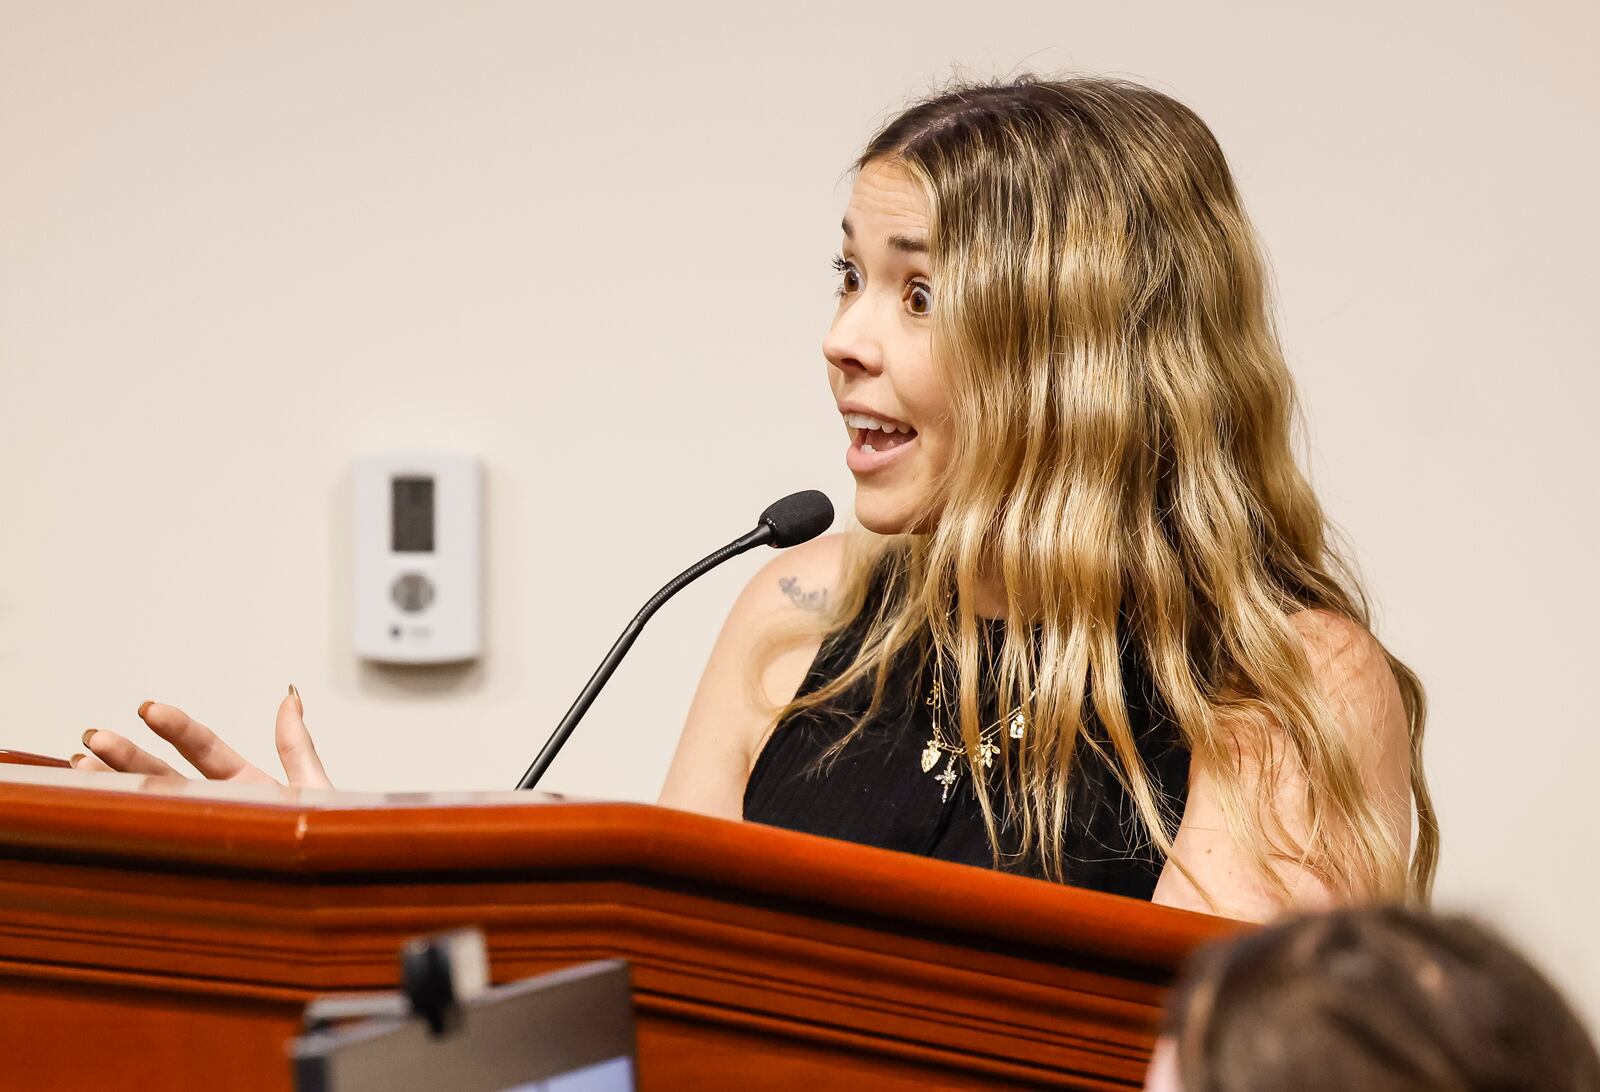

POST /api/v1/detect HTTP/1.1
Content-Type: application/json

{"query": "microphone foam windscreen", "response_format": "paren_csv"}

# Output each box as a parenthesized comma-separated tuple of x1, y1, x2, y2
(759, 490, 835, 547)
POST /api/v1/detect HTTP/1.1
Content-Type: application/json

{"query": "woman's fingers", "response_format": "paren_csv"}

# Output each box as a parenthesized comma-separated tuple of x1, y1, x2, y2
(77, 693, 331, 787)
(80, 728, 184, 777)
(70, 750, 117, 773)
(275, 686, 332, 789)
(137, 701, 276, 783)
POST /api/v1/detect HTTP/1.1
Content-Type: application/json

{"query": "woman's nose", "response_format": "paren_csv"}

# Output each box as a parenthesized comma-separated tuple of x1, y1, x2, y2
(823, 308, 883, 378)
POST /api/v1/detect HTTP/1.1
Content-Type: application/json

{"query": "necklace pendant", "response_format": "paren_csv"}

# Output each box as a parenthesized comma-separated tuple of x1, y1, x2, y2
(920, 740, 940, 773)
(1009, 711, 1027, 739)
(978, 740, 998, 768)
(935, 755, 959, 803)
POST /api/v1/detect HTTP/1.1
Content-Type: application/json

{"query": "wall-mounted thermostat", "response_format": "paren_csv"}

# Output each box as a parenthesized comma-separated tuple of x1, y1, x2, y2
(354, 453, 482, 664)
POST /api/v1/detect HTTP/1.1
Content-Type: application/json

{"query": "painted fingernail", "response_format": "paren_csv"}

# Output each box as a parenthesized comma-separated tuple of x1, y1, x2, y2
(69, 753, 85, 768)
(82, 729, 98, 749)
(137, 700, 153, 719)
(289, 683, 303, 716)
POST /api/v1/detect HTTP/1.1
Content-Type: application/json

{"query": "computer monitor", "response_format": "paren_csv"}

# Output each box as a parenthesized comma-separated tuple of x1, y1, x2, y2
(291, 960, 635, 1092)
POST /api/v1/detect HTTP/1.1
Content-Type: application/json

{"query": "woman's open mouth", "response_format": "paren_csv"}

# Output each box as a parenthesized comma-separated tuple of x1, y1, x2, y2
(843, 411, 918, 474)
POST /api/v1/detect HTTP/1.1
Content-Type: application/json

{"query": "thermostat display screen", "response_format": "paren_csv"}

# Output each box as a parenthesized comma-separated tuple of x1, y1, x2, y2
(391, 476, 435, 553)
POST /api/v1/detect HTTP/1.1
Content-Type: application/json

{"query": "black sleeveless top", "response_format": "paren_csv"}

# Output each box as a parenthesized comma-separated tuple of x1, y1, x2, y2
(742, 576, 1191, 900)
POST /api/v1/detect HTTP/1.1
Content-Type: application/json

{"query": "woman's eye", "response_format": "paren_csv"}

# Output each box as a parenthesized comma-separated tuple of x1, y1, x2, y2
(907, 282, 933, 316)
(830, 255, 860, 298)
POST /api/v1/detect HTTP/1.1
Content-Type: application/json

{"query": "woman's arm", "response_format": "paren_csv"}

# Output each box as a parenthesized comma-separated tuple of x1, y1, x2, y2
(1151, 609, 1415, 921)
(655, 533, 846, 820)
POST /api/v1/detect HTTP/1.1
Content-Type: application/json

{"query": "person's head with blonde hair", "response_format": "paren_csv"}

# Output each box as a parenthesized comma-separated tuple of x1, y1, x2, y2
(779, 72, 1436, 907)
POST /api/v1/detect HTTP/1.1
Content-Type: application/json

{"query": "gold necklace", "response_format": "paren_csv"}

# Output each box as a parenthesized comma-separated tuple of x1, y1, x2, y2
(919, 676, 1030, 803)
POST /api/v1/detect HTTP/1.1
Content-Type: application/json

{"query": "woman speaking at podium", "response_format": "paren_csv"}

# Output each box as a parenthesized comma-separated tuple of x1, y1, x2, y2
(77, 74, 1436, 924)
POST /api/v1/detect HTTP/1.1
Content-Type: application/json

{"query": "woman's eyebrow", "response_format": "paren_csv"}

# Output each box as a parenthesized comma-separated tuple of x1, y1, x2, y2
(840, 216, 928, 254)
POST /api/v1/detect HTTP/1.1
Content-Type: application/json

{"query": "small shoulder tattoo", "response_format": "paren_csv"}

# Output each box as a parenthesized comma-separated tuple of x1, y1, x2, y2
(778, 576, 828, 612)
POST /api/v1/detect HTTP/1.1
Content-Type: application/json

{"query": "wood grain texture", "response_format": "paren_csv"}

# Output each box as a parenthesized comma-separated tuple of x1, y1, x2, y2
(0, 766, 1243, 1089)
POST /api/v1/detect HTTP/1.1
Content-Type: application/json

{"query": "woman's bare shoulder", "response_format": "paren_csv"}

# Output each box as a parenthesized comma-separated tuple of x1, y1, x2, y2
(1283, 608, 1408, 753)
(743, 530, 849, 617)
(656, 532, 849, 819)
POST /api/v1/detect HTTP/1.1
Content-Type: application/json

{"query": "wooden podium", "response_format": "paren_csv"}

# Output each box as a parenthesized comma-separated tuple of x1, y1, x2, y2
(0, 761, 1239, 1090)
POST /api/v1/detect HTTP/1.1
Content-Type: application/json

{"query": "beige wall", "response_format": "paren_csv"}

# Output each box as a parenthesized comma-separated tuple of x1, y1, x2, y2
(3, 0, 1596, 1026)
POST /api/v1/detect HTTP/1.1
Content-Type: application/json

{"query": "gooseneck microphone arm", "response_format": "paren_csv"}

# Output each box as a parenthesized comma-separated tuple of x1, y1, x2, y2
(514, 526, 771, 790)
(515, 490, 833, 791)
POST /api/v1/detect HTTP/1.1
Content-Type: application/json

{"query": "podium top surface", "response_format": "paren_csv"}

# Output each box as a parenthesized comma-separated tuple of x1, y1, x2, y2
(0, 764, 1240, 972)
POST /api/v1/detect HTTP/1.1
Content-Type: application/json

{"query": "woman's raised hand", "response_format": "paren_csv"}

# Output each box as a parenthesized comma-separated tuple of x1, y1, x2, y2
(73, 685, 333, 789)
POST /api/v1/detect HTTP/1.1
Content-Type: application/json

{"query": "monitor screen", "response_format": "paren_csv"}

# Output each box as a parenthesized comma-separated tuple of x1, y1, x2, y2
(291, 961, 635, 1092)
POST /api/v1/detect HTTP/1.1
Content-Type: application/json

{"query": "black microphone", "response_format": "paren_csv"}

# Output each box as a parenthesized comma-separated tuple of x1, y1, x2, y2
(515, 490, 834, 790)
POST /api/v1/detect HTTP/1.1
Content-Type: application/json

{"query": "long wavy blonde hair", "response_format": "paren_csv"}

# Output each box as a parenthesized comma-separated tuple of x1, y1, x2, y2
(768, 74, 1438, 905)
